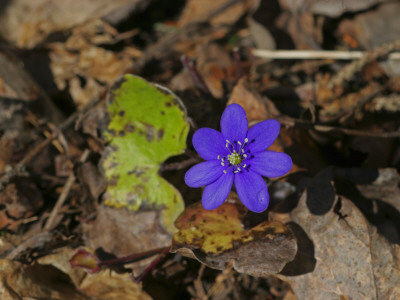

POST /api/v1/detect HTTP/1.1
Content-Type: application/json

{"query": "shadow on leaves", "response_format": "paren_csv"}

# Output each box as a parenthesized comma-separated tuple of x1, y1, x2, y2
(279, 222, 316, 276)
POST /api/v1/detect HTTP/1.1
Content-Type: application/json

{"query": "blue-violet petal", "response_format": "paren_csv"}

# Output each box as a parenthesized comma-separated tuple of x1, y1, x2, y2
(220, 104, 248, 143)
(184, 160, 224, 188)
(192, 128, 228, 160)
(234, 170, 269, 213)
(249, 151, 292, 178)
(246, 119, 280, 153)
(202, 171, 234, 210)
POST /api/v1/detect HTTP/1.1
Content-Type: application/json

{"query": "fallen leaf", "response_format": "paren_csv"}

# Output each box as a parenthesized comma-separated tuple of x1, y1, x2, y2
(39, 247, 153, 300)
(195, 43, 234, 99)
(0, 259, 87, 300)
(227, 77, 279, 123)
(0, 0, 151, 48)
(0, 180, 43, 230)
(271, 168, 400, 300)
(279, 0, 389, 18)
(83, 205, 171, 274)
(178, 0, 255, 27)
(101, 75, 189, 234)
(171, 195, 297, 277)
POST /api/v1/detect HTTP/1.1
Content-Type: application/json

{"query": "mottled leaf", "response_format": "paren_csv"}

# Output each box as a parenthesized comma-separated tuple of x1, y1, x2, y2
(171, 194, 297, 276)
(102, 74, 189, 233)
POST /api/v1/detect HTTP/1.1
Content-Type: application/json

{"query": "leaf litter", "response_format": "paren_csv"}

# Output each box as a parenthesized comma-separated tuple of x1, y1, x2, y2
(0, 0, 399, 299)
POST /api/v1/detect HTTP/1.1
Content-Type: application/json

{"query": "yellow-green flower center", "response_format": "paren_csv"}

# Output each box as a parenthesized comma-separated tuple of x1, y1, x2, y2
(228, 152, 242, 165)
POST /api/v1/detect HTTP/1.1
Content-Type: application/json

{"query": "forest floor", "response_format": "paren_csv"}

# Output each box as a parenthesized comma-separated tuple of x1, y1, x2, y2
(0, 0, 399, 299)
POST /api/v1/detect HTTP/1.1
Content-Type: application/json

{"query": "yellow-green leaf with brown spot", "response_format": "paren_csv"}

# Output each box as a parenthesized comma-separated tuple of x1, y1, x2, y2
(102, 75, 189, 233)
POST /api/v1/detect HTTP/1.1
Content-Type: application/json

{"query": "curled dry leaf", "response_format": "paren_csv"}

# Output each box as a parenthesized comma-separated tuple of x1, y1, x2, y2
(227, 77, 279, 123)
(48, 20, 136, 108)
(171, 196, 297, 277)
(271, 168, 400, 300)
(69, 249, 101, 274)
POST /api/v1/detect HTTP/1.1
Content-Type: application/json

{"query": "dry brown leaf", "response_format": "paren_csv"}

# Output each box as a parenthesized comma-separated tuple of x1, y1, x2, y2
(178, 0, 255, 27)
(195, 43, 233, 99)
(37, 247, 153, 300)
(171, 196, 297, 277)
(337, 2, 400, 50)
(356, 168, 400, 212)
(48, 20, 136, 108)
(228, 77, 279, 123)
(0, 0, 149, 48)
(0, 180, 43, 230)
(271, 168, 400, 300)
(0, 258, 88, 300)
(279, 0, 389, 18)
(0, 248, 151, 300)
(83, 205, 171, 275)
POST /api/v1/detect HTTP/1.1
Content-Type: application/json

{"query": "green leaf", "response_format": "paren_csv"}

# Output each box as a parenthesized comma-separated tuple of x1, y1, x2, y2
(102, 74, 189, 233)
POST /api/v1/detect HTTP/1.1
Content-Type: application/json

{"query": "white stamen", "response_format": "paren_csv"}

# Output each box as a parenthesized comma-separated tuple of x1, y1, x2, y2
(242, 149, 244, 153)
(243, 154, 247, 158)
(234, 171, 239, 173)
(226, 143, 229, 148)
(243, 164, 247, 168)
(223, 170, 227, 174)
(221, 162, 225, 166)
(237, 167, 241, 171)
(217, 155, 220, 159)
(237, 141, 242, 146)
(244, 138, 248, 143)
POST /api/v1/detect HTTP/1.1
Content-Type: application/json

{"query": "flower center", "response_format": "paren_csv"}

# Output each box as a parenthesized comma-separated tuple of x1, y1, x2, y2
(219, 138, 249, 174)
(228, 152, 241, 165)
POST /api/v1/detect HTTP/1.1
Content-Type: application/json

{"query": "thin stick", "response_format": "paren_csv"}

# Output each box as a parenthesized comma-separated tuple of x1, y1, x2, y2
(44, 149, 90, 231)
(252, 49, 400, 60)
(273, 116, 400, 138)
(160, 157, 200, 172)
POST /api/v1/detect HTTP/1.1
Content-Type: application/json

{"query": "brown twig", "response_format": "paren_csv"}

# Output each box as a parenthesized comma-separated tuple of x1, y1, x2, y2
(274, 116, 400, 138)
(44, 149, 90, 231)
(0, 97, 103, 192)
(160, 157, 200, 172)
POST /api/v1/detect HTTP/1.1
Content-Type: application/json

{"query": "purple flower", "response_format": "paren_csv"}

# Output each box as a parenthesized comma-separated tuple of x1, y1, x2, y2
(184, 104, 292, 213)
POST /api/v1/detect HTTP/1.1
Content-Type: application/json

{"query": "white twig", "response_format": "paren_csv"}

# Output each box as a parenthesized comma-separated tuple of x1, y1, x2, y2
(252, 49, 400, 60)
